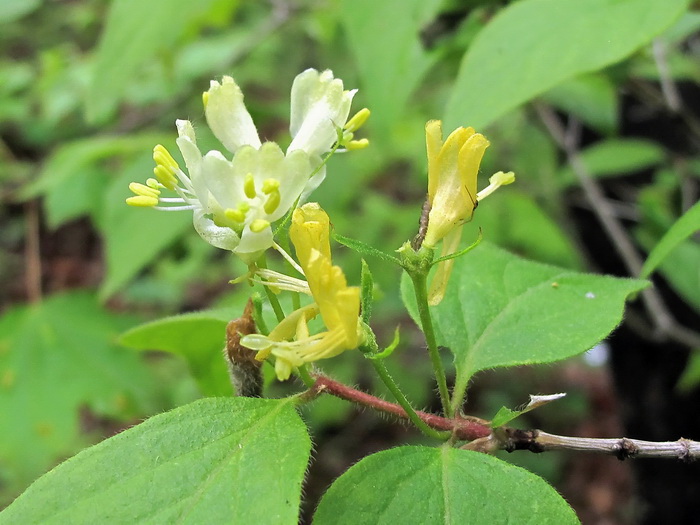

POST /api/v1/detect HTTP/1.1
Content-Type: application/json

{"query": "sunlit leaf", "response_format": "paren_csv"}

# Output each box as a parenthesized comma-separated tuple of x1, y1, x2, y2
(314, 446, 579, 524)
(120, 307, 240, 397)
(402, 243, 648, 397)
(0, 398, 310, 525)
(445, 0, 689, 129)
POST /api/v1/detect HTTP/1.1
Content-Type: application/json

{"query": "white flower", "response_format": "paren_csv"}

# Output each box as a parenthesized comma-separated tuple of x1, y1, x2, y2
(127, 69, 367, 262)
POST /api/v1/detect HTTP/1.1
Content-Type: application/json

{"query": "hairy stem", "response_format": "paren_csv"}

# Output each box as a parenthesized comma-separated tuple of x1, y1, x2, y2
(409, 272, 453, 418)
(368, 358, 450, 440)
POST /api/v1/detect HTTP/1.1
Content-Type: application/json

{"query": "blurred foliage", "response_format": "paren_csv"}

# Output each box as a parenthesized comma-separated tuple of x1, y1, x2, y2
(1, 0, 700, 521)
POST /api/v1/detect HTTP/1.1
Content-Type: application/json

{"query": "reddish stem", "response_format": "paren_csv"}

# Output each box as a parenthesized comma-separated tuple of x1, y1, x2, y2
(311, 374, 490, 441)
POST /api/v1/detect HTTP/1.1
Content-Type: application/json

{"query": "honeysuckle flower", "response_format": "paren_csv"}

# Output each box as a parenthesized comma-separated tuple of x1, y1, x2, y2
(126, 69, 368, 262)
(240, 203, 364, 380)
(421, 120, 514, 304)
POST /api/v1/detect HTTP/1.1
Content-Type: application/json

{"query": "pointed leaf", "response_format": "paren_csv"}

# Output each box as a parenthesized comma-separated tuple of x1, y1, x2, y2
(640, 200, 700, 278)
(0, 397, 310, 525)
(445, 0, 690, 130)
(314, 446, 578, 524)
(402, 244, 648, 395)
(120, 307, 242, 397)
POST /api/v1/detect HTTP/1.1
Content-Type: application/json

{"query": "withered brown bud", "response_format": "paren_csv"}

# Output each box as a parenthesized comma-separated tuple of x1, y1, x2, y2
(224, 299, 263, 397)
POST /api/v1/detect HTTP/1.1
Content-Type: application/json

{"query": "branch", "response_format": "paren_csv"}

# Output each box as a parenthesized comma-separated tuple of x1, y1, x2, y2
(308, 374, 490, 441)
(495, 428, 700, 461)
(307, 374, 700, 460)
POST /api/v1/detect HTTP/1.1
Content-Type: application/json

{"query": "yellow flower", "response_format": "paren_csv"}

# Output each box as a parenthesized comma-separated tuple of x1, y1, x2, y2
(421, 120, 514, 304)
(240, 203, 363, 380)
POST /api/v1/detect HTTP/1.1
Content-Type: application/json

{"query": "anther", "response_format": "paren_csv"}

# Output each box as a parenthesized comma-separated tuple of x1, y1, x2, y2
(263, 190, 281, 214)
(345, 108, 370, 133)
(261, 178, 280, 194)
(126, 195, 159, 207)
(250, 219, 270, 233)
(346, 139, 370, 150)
(244, 173, 256, 199)
(225, 208, 246, 223)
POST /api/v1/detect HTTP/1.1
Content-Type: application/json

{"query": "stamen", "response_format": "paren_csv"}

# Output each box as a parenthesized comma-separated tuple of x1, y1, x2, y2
(146, 178, 161, 189)
(261, 178, 280, 194)
(263, 190, 281, 214)
(476, 171, 516, 201)
(129, 182, 160, 198)
(250, 219, 270, 233)
(272, 242, 305, 276)
(239, 201, 250, 213)
(345, 108, 370, 133)
(126, 195, 158, 207)
(345, 139, 369, 151)
(202, 91, 209, 108)
(225, 207, 246, 223)
(153, 145, 179, 171)
(153, 165, 178, 190)
(244, 173, 256, 199)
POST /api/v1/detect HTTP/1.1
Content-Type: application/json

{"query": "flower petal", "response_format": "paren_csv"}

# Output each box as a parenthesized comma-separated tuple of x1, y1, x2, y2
(288, 69, 356, 157)
(192, 210, 240, 251)
(205, 76, 261, 153)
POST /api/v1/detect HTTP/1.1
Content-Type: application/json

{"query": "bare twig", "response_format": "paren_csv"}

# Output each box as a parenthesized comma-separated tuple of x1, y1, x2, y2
(307, 374, 699, 460)
(535, 103, 700, 350)
(498, 428, 700, 461)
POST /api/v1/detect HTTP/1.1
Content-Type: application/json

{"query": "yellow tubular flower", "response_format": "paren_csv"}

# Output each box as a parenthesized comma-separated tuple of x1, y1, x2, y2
(423, 120, 489, 248)
(421, 120, 515, 305)
(240, 203, 363, 380)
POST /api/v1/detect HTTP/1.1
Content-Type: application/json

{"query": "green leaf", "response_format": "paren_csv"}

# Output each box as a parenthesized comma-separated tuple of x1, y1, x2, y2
(120, 307, 241, 397)
(0, 397, 310, 525)
(314, 446, 579, 524)
(86, 0, 230, 123)
(100, 153, 192, 299)
(490, 393, 566, 428)
(445, 0, 690, 130)
(0, 0, 41, 23)
(401, 243, 648, 395)
(640, 200, 700, 278)
(340, 0, 442, 139)
(558, 138, 665, 187)
(541, 73, 617, 134)
(0, 292, 157, 494)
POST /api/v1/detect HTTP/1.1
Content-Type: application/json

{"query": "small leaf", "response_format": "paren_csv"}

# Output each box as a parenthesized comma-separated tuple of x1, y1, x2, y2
(314, 446, 579, 524)
(332, 232, 400, 264)
(402, 243, 648, 397)
(640, 200, 700, 278)
(120, 307, 241, 397)
(491, 393, 567, 428)
(0, 398, 311, 525)
(445, 0, 689, 129)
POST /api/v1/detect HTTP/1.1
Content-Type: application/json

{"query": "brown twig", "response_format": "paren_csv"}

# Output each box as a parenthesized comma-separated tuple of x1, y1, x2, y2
(308, 374, 700, 460)
(309, 374, 490, 441)
(498, 428, 700, 461)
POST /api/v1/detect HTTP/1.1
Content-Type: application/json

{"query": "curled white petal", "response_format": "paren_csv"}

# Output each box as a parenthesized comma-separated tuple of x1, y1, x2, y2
(205, 76, 261, 153)
(288, 69, 356, 157)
